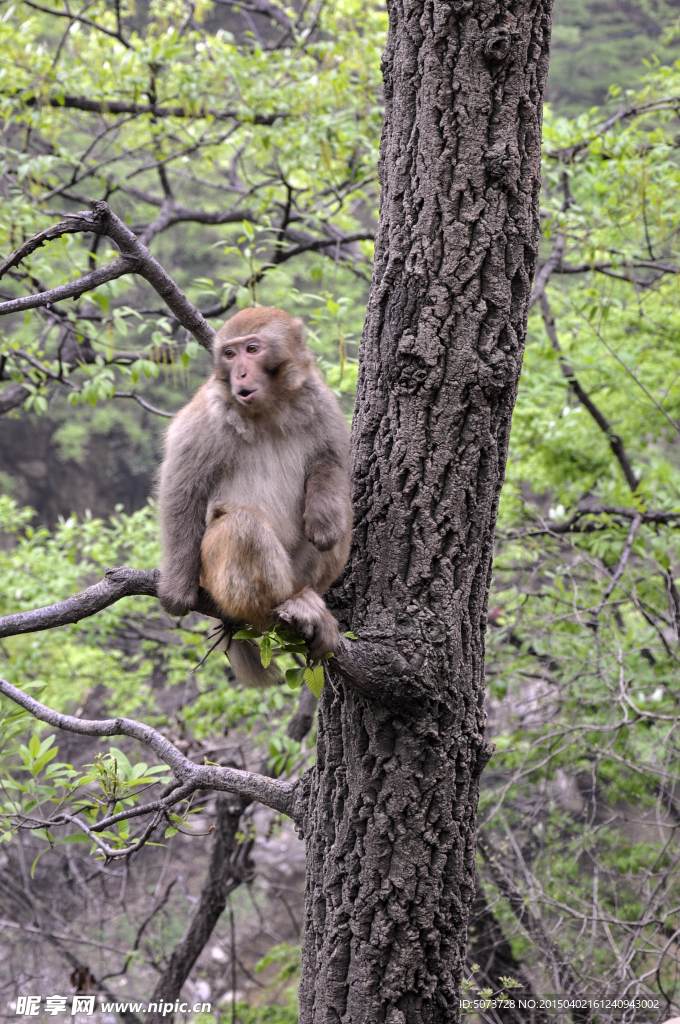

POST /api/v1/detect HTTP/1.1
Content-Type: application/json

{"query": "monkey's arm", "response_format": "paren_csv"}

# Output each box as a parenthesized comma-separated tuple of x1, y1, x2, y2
(303, 450, 352, 552)
(158, 398, 223, 615)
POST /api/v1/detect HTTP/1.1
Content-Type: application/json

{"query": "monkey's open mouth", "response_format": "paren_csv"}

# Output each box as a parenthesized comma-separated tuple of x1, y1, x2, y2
(237, 388, 258, 402)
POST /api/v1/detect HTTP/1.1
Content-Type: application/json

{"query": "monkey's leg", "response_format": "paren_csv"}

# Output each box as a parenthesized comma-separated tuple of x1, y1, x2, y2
(274, 588, 340, 658)
(201, 507, 292, 688)
(200, 505, 294, 627)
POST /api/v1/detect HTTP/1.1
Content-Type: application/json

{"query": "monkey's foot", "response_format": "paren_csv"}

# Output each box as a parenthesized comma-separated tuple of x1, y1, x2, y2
(275, 588, 339, 659)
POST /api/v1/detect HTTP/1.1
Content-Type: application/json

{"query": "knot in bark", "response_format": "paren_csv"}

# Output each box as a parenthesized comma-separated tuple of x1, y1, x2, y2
(86, 198, 112, 232)
(484, 27, 512, 62)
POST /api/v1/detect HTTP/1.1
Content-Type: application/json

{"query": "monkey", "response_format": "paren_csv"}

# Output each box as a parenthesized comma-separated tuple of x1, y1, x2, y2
(157, 307, 352, 687)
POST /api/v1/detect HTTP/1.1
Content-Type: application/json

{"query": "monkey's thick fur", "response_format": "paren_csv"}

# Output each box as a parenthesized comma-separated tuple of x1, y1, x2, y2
(158, 308, 352, 687)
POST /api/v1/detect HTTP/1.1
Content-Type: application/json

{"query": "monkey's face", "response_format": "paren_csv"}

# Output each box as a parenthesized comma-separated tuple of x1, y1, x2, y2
(217, 333, 276, 410)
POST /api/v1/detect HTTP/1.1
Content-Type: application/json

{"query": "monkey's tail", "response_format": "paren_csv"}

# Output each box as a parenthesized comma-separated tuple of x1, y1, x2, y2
(225, 638, 285, 689)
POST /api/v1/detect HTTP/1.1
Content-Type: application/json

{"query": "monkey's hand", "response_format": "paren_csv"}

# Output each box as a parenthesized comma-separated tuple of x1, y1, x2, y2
(275, 588, 340, 658)
(158, 581, 199, 617)
(303, 506, 346, 552)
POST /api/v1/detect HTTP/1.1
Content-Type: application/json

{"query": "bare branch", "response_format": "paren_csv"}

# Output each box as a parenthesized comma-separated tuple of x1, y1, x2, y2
(0, 567, 161, 639)
(547, 96, 680, 161)
(113, 392, 174, 417)
(279, 230, 374, 261)
(210, 0, 293, 30)
(286, 681, 317, 741)
(0, 202, 216, 350)
(0, 677, 296, 817)
(21, 92, 287, 126)
(0, 256, 132, 316)
(478, 837, 593, 1021)
(146, 791, 251, 1023)
(505, 505, 680, 540)
(21, 0, 132, 48)
(0, 214, 98, 280)
(590, 512, 643, 627)
(540, 292, 640, 492)
(551, 258, 680, 279)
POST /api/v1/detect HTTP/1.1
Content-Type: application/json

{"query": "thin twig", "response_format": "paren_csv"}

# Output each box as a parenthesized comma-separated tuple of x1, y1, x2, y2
(0, 202, 216, 350)
(589, 513, 643, 628)
(540, 292, 640, 491)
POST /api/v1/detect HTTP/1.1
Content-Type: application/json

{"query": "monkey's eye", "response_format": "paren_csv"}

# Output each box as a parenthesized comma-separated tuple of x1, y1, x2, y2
(246, 343, 259, 354)
(223, 349, 235, 359)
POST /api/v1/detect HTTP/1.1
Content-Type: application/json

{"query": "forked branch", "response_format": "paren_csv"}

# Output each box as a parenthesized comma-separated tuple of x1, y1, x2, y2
(0, 676, 296, 818)
(0, 201, 216, 350)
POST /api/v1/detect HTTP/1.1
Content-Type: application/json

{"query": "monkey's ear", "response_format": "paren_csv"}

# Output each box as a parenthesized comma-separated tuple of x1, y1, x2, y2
(292, 318, 306, 344)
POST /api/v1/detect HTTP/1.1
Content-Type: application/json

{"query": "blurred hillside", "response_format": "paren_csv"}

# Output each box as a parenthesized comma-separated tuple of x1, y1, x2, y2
(547, 0, 680, 115)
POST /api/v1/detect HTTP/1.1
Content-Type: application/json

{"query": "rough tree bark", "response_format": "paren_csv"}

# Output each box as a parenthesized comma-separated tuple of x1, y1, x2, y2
(299, 1, 553, 1021)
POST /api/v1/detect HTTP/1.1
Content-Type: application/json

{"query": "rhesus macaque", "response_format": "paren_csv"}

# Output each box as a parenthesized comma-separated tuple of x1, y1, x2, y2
(158, 307, 352, 687)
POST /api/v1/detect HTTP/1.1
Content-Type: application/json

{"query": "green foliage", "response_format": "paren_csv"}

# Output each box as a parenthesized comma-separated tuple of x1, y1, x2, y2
(218, 1003, 298, 1024)
(0, 0, 382, 441)
(480, 63, 680, 1001)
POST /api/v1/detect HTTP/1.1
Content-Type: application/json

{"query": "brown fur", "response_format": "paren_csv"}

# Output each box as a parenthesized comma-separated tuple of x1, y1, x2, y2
(158, 307, 352, 686)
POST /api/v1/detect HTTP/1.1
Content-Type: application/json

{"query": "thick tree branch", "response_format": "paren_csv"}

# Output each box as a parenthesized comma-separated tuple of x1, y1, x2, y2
(0, 566, 394, 705)
(0, 677, 296, 816)
(0, 382, 30, 415)
(0, 567, 162, 638)
(0, 202, 216, 350)
(540, 292, 640, 492)
(21, 92, 286, 125)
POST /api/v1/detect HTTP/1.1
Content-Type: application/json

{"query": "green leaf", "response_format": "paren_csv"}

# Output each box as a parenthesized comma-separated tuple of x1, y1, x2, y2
(28, 735, 40, 758)
(232, 627, 262, 639)
(260, 632, 272, 668)
(164, 826, 178, 838)
(343, 631, 358, 640)
(285, 666, 305, 689)
(304, 664, 325, 698)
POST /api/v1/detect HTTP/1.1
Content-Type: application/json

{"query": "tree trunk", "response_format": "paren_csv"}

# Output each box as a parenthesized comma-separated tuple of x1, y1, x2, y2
(298, 0, 553, 1020)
